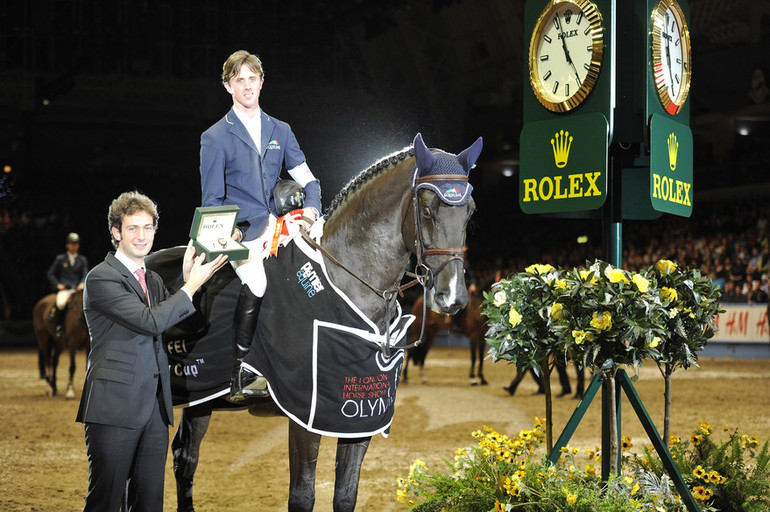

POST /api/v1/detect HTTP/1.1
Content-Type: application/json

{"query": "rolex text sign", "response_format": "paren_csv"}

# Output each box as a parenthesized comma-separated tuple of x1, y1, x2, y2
(649, 114, 693, 217)
(519, 113, 609, 214)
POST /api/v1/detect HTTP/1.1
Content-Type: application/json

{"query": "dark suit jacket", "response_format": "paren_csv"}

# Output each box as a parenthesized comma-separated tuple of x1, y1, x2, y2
(200, 107, 322, 241)
(76, 252, 194, 428)
(47, 252, 89, 290)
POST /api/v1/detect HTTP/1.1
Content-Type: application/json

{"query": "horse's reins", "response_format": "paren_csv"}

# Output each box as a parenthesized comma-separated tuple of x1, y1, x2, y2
(299, 172, 468, 358)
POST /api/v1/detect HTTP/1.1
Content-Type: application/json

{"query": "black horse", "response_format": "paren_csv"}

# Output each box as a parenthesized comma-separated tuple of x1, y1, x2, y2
(149, 133, 482, 511)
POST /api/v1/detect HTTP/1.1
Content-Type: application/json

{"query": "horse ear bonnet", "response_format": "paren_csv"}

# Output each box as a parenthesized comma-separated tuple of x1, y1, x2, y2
(411, 133, 482, 206)
(274, 179, 306, 216)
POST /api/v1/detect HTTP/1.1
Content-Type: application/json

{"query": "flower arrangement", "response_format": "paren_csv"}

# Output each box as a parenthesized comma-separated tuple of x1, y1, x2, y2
(481, 259, 723, 475)
(554, 260, 669, 374)
(482, 263, 563, 370)
(480, 263, 568, 451)
(651, 259, 722, 372)
(396, 420, 689, 511)
(628, 421, 770, 512)
(397, 420, 770, 512)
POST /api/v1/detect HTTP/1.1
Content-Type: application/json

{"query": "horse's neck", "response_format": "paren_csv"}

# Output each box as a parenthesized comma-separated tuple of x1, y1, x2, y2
(321, 162, 414, 324)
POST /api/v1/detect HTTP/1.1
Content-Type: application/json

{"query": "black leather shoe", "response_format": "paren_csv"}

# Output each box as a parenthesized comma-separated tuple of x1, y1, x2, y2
(230, 367, 269, 401)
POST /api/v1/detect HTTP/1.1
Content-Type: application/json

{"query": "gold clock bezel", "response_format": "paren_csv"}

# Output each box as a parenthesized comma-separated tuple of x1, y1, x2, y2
(528, 0, 605, 113)
(650, 0, 692, 115)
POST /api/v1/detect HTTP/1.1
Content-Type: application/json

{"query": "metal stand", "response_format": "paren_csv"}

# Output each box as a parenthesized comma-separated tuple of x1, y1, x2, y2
(546, 370, 701, 512)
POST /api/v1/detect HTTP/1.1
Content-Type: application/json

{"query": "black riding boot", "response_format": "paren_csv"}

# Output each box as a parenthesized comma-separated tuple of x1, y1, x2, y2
(229, 284, 268, 401)
(48, 305, 65, 339)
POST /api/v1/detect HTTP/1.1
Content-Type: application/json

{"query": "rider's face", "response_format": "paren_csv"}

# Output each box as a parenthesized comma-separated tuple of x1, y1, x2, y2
(225, 64, 263, 114)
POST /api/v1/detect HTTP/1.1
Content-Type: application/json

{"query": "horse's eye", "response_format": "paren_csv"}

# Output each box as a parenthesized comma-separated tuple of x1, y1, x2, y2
(422, 206, 431, 217)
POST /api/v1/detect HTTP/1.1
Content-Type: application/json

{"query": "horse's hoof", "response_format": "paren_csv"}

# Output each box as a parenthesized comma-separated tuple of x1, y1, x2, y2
(480, 379, 488, 386)
(65, 389, 75, 400)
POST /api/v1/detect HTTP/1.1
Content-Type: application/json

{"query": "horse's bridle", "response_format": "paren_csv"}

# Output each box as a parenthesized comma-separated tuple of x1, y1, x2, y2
(300, 172, 469, 357)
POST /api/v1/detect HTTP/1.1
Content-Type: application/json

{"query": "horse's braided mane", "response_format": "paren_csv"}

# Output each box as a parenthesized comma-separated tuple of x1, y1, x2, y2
(323, 146, 415, 220)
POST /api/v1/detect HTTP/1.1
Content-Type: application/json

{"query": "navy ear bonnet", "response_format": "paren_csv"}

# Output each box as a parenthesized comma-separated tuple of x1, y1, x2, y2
(410, 133, 483, 206)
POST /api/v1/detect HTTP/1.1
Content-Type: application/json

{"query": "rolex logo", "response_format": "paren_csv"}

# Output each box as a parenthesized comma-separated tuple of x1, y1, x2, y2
(551, 130, 573, 168)
(667, 133, 679, 171)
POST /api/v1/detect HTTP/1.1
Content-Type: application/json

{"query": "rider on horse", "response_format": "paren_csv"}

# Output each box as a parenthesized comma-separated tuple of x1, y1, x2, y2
(199, 50, 322, 401)
(46, 232, 88, 339)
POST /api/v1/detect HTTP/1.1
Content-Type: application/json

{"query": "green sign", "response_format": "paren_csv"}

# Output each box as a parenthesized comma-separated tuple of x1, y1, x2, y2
(649, 114, 692, 217)
(519, 112, 609, 214)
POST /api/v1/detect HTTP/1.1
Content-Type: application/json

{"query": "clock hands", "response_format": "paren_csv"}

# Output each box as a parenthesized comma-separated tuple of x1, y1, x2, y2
(557, 20, 582, 91)
(663, 29, 675, 96)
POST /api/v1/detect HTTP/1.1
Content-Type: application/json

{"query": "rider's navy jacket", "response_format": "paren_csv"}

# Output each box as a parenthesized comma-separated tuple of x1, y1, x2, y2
(200, 107, 321, 241)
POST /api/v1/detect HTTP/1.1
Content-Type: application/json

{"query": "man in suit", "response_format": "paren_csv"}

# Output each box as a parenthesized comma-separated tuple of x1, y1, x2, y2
(76, 191, 227, 512)
(200, 50, 322, 401)
(46, 232, 89, 337)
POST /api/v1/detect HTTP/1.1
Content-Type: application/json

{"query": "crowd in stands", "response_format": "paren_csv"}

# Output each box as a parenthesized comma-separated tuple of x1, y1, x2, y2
(468, 198, 770, 305)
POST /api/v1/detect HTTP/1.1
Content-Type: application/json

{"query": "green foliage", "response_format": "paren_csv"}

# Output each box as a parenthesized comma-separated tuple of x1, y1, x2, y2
(555, 260, 669, 373)
(628, 422, 770, 512)
(397, 421, 687, 512)
(480, 264, 563, 377)
(481, 259, 723, 376)
(650, 260, 724, 371)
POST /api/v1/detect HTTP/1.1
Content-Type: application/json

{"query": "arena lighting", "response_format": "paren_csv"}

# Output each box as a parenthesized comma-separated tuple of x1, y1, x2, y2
(3, 165, 10, 173)
(577, 235, 588, 244)
(499, 162, 518, 178)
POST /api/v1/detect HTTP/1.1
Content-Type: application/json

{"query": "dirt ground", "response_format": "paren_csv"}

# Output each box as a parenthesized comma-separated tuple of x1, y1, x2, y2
(1, 345, 768, 512)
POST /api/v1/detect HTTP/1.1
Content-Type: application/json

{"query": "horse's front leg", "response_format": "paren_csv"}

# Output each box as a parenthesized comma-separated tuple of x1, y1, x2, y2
(476, 338, 488, 386)
(66, 346, 77, 399)
(172, 404, 213, 512)
(48, 346, 61, 396)
(289, 421, 320, 512)
(333, 436, 371, 512)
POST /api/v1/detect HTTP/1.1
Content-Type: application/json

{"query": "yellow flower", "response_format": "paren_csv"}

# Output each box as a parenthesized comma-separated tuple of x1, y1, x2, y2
(622, 435, 633, 450)
(670, 434, 682, 446)
(508, 308, 522, 327)
(698, 421, 713, 436)
(661, 287, 678, 302)
(693, 465, 706, 479)
(495, 500, 505, 512)
(692, 486, 713, 501)
(691, 433, 703, 446)
(590, 311, 612, 331)
(493, 290, 507, 307)
(655, 259, 678, 275)
(551, 302, 563, 320)
(647, 336, 661, 349)
(572, 329, 589, 344)
(526, 263, 555, 275)
(564, 489, 577, 505)
(605, 266, 629, 284)
(585, 464, 596, 476)
(632, 273, 649, 292)
(706, 471, 723, 484)
(554, 279, 567, 290)
(579, 269, 598, 283)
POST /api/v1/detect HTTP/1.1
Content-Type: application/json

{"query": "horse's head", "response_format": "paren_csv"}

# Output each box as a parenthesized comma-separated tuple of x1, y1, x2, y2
(410, 133, 482, 315)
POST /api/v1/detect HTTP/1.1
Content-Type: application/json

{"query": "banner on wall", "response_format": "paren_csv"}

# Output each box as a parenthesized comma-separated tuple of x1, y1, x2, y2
(712, 305, 768, 343)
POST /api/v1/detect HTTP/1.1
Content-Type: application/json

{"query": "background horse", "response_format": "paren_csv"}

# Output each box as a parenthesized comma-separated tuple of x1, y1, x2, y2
(151, 133, 481, 512)
(31, 290, 90, 398)
(403, 287, 487, 385)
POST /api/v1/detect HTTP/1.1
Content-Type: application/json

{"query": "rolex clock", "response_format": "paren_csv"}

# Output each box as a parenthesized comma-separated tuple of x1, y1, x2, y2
(528, 0, 605, 113)
(650, 0, 692, 114)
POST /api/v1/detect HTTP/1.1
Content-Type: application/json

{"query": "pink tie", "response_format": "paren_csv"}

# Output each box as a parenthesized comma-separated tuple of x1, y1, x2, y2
(135, 267, 149, 303)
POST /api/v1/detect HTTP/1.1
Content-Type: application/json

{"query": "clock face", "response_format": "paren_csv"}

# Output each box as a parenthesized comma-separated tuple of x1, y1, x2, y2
(529, 0, 604, 113)
(651, 0, 692, 114)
